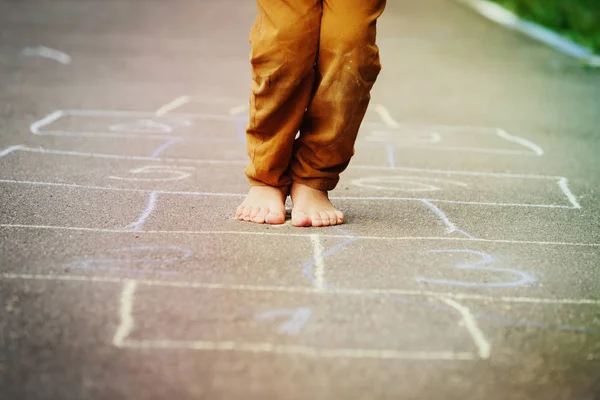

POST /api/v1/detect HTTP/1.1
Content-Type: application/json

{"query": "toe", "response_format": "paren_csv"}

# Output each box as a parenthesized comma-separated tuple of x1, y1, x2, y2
(237, 205, 246, 220)
(254, 208, 269, 224)
(326, 211, 338, 226)
(319, 211, 331, 227)
(291, 210, 312, 227)
(242, 206, 253, 221)
(236, 204, 244, 218)
(335, 210, 344, 224)
(249, 206, 261, 220)
(265, 210, 285, 225)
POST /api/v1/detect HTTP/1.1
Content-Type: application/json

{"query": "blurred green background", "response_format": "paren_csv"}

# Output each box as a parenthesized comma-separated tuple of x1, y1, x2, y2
(489, 0, 600, 52)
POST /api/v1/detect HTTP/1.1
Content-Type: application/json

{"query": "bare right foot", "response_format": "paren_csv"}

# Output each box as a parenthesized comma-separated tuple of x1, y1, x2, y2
(236, 186, 287, 225)
(290, 182, 344, 227)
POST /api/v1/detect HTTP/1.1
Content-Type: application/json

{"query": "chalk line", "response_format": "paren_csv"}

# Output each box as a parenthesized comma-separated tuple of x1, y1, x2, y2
(30, 110, 64, 134)
(121, 339, 476, 360)
(3, 273, 600, 305)
(123, 191, 158, 231)
(385, 144, 396, 168)
(2, 224, 599, 248)
(155, 96, 191, 117)
(310, 234, 326, 290)
(149, 138, 182, 158)
(0, 145, 25, 159)
(372, 104, 400, 128)
(113, 280, 137, 347)
(558, 178, 581, 209)
(0, 179, 576, 209)
(12, 146, 569, 181)
(441, 298, 491, 359)
(420, 200, 476, 239)
(496, 129, 544, 156)
(22, 46, 71, 64)
(229, 104, 248, 115)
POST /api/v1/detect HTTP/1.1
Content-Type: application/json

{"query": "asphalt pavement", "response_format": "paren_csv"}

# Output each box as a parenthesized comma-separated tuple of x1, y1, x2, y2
(1, 0, 600, 399)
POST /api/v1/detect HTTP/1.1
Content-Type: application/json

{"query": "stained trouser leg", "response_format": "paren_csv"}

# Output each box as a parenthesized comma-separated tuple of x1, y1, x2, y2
(290, 0, 386, 191)
(245, 0, 322, 188)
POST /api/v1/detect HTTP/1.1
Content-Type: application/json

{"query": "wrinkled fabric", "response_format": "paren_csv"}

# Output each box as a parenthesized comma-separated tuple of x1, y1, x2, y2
(245, 0, 386, 191)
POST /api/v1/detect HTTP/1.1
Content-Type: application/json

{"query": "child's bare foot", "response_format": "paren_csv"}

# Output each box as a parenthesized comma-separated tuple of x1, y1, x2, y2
(290, 183, 344, 227)
(236, 186, 287, 224)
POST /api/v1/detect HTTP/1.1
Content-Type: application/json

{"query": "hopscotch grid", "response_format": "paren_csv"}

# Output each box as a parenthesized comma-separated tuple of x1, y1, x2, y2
(0, 179, 580, 209)
(440, 298, 491, 359)
(310, 235, 326, 290)
(121, 191, 159, 231)
(420, 200, 476, 239)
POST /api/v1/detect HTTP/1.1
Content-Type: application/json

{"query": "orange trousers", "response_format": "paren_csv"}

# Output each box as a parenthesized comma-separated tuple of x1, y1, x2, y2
(245, 0, 386, 191)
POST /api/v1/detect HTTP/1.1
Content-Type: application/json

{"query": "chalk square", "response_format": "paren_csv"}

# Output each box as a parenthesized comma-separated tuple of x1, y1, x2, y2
(122, 284, 478, 359)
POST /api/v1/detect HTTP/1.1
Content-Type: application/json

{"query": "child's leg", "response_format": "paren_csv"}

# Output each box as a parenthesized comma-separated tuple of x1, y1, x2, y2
(237, 0, 322, 224)
(290, 0, 386, 227)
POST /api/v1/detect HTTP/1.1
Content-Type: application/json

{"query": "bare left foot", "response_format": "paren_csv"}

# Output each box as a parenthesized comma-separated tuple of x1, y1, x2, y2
(290, 182, 344, 227)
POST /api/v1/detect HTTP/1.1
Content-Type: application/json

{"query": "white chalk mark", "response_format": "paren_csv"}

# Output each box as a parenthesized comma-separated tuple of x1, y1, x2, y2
(352, 176, 468, 192)
(123, 191, 158, 231)
(440, 298, 491, 359)
(255, 308, 312, 335)
(30, 110, 64, 134)
(108, 166, 195, 182)
(1, 225, 599, 249)
(149, 138, 182, 158)
(11, 146, 566, 180)
(121, 340, 476, 360)
(372, 104, 400, 128)
(421, 200, 476, 239)
(0, 145, 25, 159)
(155, 96, 191, 116)
(3, 272, 600, 305)
(385, 144, 396, 168)
(113, 280, 137, 347)
(229, 104, 248, 115)
(0, 179, 579, 209)
(22, 46, 71, 64)
(109, 119, 173, 134)
(558, 178, 581, 209)
(310, 234, 326, 290)
(495, 129, 544, 156)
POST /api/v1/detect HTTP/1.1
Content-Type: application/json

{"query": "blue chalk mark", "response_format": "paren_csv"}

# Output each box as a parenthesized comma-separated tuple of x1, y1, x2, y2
(414, 249, 537, 288)
(385, 144, 396, 168)
(420, 199, 476, 239)
(255, 307, 312, 335)
(149, 137, 182, 157)
(125, 191, 159, 231)
(65, 246, 193, 276)
(299, 230, 598, 335)
(235, 117, 247, 143)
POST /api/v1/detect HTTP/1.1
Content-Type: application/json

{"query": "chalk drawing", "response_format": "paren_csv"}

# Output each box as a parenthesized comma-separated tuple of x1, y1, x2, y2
(352, 176, 468, 192)
(108, 165, 195, 182)
(310, 234, 326, 290)
(66, 245, 193, 275)
(372, 104, 400, 128)
(113, 280, 137, 347)
(254, 308, 312, 335)
(558, 177, 581, 209)
(22, 46, 71, 64)
(420, 200, 476, 239)
(2, 224, 600, 248)
(229, 104, 248, 115)
(414, 250, 536, 288)
(155, 96, 191, 117)
(149, 138, 182, 158)
(109, 119, 174, 134)
(496, 129, 544, 156)
(0, 178, 579, 209)
(122, 191, 159, 231)
(3, 272, 600, 305)
(385, 144, 396, 168)
(440, 298, 491, 359)
(0, 145, 25, 159)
